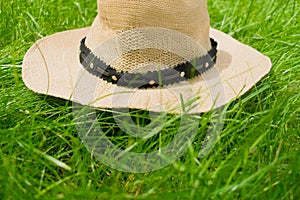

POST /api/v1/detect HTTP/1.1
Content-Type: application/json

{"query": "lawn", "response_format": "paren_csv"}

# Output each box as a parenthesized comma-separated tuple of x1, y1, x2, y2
(0, 0, 299, 199)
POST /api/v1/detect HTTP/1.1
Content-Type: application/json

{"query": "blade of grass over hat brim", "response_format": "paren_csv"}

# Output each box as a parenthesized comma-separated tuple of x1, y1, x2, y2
(22, 0, 272, 113)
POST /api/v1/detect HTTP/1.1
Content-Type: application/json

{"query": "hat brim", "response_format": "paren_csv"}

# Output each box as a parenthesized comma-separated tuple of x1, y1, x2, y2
(22, 25, 271, 113)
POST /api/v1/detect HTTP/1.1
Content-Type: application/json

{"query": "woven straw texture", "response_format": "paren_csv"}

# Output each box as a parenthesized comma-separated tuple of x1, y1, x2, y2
(85, 0, 211, 72)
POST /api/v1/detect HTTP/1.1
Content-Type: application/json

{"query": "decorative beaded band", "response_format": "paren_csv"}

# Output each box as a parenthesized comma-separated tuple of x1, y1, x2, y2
(79, 37, 217, 89)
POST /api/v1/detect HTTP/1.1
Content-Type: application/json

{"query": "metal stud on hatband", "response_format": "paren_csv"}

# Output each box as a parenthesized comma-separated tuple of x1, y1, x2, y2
(149, 80, 155, 85)
(90, 63, 94, 69)
(112, 75, 118, 81)
(205, 62, 209, 68)
(180, 71, 185, 77)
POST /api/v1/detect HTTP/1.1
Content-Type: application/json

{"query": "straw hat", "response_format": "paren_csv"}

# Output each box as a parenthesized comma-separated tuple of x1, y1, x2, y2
(22, 0, 272, 113)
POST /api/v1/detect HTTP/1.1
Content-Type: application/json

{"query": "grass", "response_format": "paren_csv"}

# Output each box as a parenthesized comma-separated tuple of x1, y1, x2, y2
(0, 0, 299, 199)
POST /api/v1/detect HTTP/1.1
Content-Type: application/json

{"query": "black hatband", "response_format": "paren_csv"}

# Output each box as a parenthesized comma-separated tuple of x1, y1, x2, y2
(79, 37, 217, 89)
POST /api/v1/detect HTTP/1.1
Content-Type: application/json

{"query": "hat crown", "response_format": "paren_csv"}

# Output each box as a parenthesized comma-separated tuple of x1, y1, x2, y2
(97, 0, 211, 50)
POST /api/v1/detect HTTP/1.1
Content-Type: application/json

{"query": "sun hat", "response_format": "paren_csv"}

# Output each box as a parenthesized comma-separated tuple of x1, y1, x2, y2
(22, 0, 272, 114)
